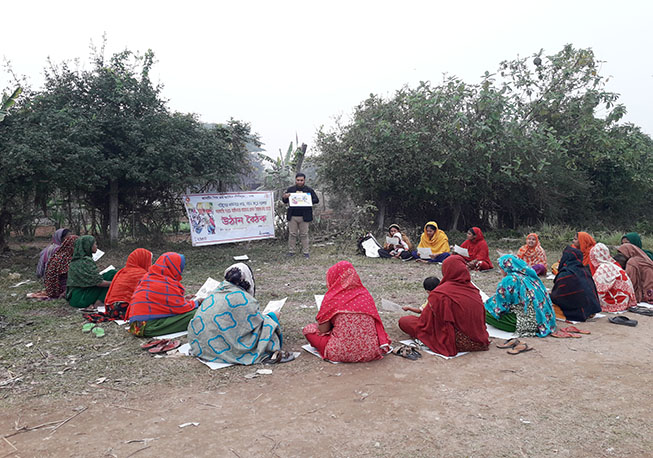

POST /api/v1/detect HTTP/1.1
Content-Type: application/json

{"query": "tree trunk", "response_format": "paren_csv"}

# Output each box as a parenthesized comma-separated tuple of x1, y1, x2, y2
(451, 205, 461, 231)
(0, 209, 11, 252)
(375, 200, 387, 232)
(109, 180, 119, 245)
(294, 143, 307, 173)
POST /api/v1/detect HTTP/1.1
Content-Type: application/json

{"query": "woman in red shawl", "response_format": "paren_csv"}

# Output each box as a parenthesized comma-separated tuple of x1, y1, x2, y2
(126, 252, 200, 337)
(302, 261, 391, 362)
(573, 232, 597, 274)
(398, 255, 489, 356)
(44, 235, 79, 298)
(460, 227, 493, 271)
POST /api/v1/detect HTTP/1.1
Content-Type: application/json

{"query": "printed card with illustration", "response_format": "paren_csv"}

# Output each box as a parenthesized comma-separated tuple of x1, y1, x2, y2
(289, 192, 313, 207)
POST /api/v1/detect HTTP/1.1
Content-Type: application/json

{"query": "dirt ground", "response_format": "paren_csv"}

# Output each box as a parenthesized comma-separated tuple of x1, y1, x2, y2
(1, 240, 652, 457)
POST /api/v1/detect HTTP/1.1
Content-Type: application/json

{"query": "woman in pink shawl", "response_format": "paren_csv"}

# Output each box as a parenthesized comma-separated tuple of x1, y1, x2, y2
(589, 243, 636, 312)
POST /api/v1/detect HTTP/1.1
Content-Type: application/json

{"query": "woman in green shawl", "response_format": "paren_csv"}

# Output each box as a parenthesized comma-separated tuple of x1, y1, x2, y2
(621, 232, 653, 261)
(66, 235, 116, 308)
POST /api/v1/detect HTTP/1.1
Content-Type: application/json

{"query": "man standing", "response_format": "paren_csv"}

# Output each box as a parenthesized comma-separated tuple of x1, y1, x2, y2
(282, 173, 319, 258)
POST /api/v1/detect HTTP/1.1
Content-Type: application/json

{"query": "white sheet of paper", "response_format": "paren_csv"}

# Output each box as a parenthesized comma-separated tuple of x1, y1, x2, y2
(399, 340, 468, 359)
(153, 331, 188, 340)
(92, 249, 105, 262)
(263, 297, 287, 315)
(546, 273, 556, 280)
(194, 277, 221, 301)
(314, 295, 325, 311)
(417, 247, 432, 260)
(288, 192, 313, 207)
(361, 237, 381, 257)
(178, 343, 233, 370)
(233, 255, 249, 261)
(114, 320, 127, 326)
(385, 236, 400, 245)
(99, 265, 115, 275)
(301, 344, 339, 364)
(485, 324, 517, 339)
(453, 245, 469, 257)
(97, 305, 106, 313)
(380, 298, 403, 312)
(471, 282, 490, 303)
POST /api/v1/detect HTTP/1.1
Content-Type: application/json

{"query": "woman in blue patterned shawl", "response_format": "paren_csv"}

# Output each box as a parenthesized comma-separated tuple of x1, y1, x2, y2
(484, 255, 556, 337)
(187, 263, 284, 365)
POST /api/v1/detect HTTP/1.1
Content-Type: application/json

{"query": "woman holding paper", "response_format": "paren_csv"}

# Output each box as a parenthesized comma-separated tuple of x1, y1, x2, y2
(378, 224, 414, 259)
(417, 221, 451, 263)
(460, 227, 493, 271)
(126, 252, 199, 337)
(65, 236, 117, 308)
(302, 261, 391, 362)
(187, 263, 289, 365)
(398, 255, 489, 357)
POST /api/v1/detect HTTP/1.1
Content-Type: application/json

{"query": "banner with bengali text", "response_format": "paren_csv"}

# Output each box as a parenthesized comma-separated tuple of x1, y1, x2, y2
(183, 192, 275, 246)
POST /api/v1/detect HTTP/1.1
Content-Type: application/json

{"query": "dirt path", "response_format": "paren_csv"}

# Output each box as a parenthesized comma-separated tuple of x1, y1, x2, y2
(1, 315, 652, 457)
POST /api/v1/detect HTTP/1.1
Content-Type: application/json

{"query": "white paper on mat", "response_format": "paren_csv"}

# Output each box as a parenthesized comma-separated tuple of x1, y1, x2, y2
(399, 339, 468, 359)
(233, 255, 249, 261)
(194, 277, 221, 301)
(485, 324, 517, 339)
(263, 297, 287, 315)
(314, 295, 325, 311)
(114, 320, 127, 326)
(453, 245, 469, 257)
(92, 249, 105, 262)
(417, 247, 432, 260)
(380, 298, 403, 312)
(178, 343, 233, 370)
(546, 274, 556, 280)
(301, 344, 339, 364)
(154, 331, 188, 340)
(471, 282, 490, 303)
(99, 265, 115, 275)
(557, 312, 606, 324)
(97, 305, 106, 313)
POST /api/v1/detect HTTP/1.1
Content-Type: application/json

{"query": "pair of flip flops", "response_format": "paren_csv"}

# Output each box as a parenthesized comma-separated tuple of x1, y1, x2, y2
(550, 326, 590, 338)
(496, 338, 533, 355)
(392, 343, 422, 360)
(627, 306, 653, 317)
(82, 323, 105, 337)
(263, 350, 296, 364)
(140, 339, 181, 354)
(608, 315, 638, 327)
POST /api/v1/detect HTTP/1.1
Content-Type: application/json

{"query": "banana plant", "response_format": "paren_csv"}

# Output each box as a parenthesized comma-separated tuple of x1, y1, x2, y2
(0, 87, 22, 122)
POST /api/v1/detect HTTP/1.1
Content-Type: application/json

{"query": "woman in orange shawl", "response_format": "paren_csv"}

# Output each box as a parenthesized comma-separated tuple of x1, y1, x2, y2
(417, 221, 451, 263)
(104, 248, 153, 319)
(460, 227, 493, 271)
(517, 233, 547, 276)
(573, 232, 597, 274)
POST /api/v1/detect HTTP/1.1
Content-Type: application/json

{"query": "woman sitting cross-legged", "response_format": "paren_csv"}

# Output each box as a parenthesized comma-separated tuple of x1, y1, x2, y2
(517, 233, 547, 276)
(43, 234, 78, 299)
(188, 263, 291, 365)
(126, 252, 200, 337)
(36, 228, 70, 280)
(417, 221, 451, 263)
(302, 261, 391, 362)
(378, 224, 415, 260)
(616, 243, 653, 304)
(460, 227, 493, 271)
(66, 235, 117, 309)
(589, 243, 636, 312)
(399, 255, 489, 356)
(621, 232, 653, 261)
(484, 255, 556, 337)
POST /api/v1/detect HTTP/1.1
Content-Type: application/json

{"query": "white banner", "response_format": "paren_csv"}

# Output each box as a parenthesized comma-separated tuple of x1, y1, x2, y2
(183, 192, 275, 246)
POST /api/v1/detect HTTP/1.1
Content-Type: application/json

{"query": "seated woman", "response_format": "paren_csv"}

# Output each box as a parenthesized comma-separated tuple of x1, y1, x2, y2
(573, 231, 597, 274)
(461, 227, 493, 271)
(485, 255, 556, 337)
(66, 236, 117, 309)
(589, 243, 636, 312)
(621, 232, 653, 261)
(378, 224, 414, 260)
(399, 255, 489, 356)
(188, 263, 289, 365)
(550, 246, 601, 321)
(615, 243, 653, 304)
(417, 221, 450, 263)
(98, 248, 153, 320)
(302, 261, 391, 362)
(126, 252, 200, 337)
(44, 235, 78, 299)
(36, 228, 70, 279)
(517, 233, 547, 276)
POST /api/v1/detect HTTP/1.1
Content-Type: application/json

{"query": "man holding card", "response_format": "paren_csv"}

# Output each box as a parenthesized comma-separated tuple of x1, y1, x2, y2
(281, 172, 319, 258)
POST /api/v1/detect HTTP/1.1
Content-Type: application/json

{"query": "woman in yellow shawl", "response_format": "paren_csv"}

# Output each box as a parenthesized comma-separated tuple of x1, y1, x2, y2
(417, 221, 451, 263)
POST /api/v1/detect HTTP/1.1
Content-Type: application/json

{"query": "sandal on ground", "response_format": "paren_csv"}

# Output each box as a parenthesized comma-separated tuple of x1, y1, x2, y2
(550, 330, 573, 338)
(496, 338, 520, 349)
(92, 327, 105, 338)
(627, 306, 653, 317)
(141, 339, 168, 349)
(82, 323, 96, 333)
(507, 342, 533, 355)
(560, 326, 591, 335)
(608, 315, 638, 327)
(392, 344, 421, 360)
(148, 339, 180, 354)
(263, 350, 296, 364)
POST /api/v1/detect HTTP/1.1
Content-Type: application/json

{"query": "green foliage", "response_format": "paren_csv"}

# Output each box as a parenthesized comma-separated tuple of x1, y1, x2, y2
(0, 86, 22, 122)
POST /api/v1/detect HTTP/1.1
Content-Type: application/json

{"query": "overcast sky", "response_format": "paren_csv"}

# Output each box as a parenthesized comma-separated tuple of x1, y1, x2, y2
(2, 0, 652, 158)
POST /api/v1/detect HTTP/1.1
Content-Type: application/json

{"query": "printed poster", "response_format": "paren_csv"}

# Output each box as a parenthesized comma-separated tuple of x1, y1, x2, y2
(183, 192, 275, 246)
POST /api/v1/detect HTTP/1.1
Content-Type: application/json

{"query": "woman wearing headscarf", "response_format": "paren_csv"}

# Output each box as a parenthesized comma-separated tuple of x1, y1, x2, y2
(517, 233, 547, 276)
(621, 232, 653, 261)
(616, 243, 653, 304)
(188, 263, 289, 365)
(36, 228, 70, 279)
(589, 243, 636, 312)
(550, 246, 602, 321)
(302, 261, 391, 362)
(417, 221, 450, 263)
(126, 252, 199, 337)
(461, 227, 493, 271)
(398, 255, 489, 356)
(378, 224, 415, 260)
(484, 255, 556, 337)
(44, 235, 78, 299)
(66, 235, 116, 308)
(573, 232, 597, 274)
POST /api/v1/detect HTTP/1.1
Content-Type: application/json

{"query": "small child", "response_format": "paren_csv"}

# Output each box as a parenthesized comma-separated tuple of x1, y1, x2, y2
(402, 276, 441, 314)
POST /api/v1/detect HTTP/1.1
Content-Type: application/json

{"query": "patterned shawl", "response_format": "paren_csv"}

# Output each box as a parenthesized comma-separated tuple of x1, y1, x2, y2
(484, 255, 555, 337)
(188, 264, 282, 365)
(622, 232, 653, 261)
(44, 235, 78, 298)
(126, 252, 197, 322)
(550, 246, 601, 321)
(590, 243, 636, 312)
(517, 233, 547, 269)
(461, 227, 493, 268)
(36, 228, 68, 279)
(616, 243, 653, 304)
(104, 248, 152, 305)
(418, 221, 449, 254)
(66, 235, 103, 288)
(317, 261, 391, 348)
(577, 232, 597, 273)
